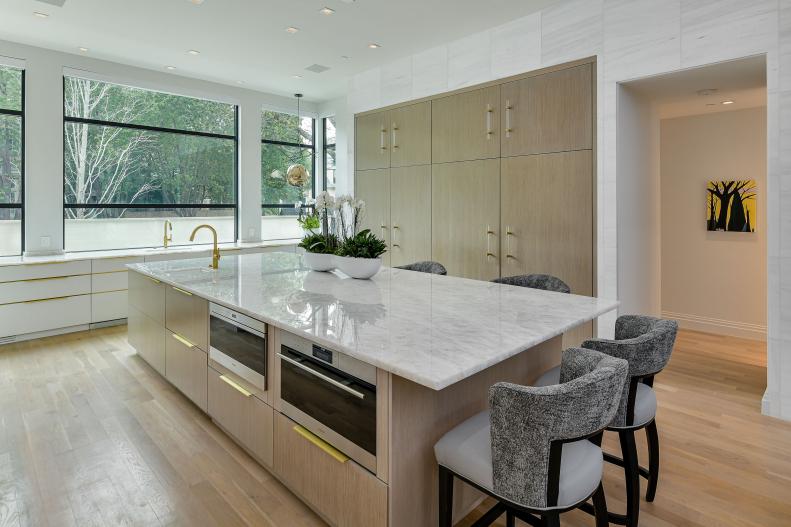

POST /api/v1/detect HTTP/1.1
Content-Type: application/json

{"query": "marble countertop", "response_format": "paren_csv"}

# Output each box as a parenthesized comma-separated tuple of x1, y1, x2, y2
(0, 240, 297, 267)
(128, 253, 618, 391)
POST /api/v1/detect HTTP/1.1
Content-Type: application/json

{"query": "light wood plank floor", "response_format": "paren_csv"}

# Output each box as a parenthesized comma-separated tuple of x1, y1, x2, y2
(0, 327, 789, 526)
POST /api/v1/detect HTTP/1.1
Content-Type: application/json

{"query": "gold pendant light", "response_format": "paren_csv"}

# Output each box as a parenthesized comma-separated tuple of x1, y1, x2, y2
(287, 93, 309, 187)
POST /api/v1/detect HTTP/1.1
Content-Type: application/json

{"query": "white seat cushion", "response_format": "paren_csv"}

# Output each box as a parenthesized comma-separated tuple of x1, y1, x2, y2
(535, 365, 657, 428)
(434, 410, 603, 509)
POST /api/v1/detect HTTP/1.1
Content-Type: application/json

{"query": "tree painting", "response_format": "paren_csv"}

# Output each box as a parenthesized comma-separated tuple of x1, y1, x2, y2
(706, 180, 757, 232)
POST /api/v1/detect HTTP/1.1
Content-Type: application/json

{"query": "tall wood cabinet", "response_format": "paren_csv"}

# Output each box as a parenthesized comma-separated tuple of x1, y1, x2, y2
(356, 169, 392, 266)
(432, 86, 501, 163)
(390, 166, 432, 267)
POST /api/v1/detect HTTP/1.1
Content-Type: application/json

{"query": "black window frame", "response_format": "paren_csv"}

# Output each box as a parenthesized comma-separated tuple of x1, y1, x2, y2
(61, 76, 239, 251)
(261, 110, 316, 214)
(322, 116, 336, 194)
(0, 67, 24, 256)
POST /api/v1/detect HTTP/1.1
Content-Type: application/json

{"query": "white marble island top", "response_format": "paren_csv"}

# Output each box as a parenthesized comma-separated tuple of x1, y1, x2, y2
(128, 253, 618, 390)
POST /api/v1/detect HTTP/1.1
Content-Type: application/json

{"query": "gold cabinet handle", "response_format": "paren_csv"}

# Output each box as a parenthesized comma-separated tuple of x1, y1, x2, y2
(505, 100, 513, 138)
(486, 103, 493, 138)
(171, 333, 194, 348)
(293, 425, 349, 463)
(486, 225, 496, 259)
(147, 276, 161, 284)
(505, 227, 516, 260)
(392, 123, 399, 150)
(172, 286, 192, 296)
(380, 126, 387, 151)
(220, 375, 252, 397)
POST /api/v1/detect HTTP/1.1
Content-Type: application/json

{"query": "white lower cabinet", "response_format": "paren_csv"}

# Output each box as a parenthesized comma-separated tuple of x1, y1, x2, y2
(92, 290, 128, 323)
(165, 331, 208, 411)
(0, 295, 91, 338)
(207, 367, 274, 467)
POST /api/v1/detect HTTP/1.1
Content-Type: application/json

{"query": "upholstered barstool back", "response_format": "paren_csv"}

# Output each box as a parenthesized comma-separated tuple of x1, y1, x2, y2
(492, 274, 571, 294)
(488, 348, 628, 509)
(581, 315, 678, 428)
(394, 260, 447, 275)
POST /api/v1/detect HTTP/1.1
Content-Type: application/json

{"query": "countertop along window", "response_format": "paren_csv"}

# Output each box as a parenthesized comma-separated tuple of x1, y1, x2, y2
(63, 75, 238, 252)
(261, 109, 315, 240)
(0, 65, 24, 257)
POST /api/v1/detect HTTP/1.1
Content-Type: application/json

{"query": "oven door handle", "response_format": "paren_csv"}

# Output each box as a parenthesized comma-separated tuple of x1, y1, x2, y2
(277, 353, 366, 400)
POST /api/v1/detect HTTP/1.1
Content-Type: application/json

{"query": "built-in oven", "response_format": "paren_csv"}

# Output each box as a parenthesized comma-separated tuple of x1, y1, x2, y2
(278, 331, 377, 472)
(209, 303, 267, 393)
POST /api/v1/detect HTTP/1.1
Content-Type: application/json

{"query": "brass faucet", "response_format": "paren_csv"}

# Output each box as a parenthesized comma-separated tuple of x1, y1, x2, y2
(163, 220, 173, 248)
(189, 224, 221, 269)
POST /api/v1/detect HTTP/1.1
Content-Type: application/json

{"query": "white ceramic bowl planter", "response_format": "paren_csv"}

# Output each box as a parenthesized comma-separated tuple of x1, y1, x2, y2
(336, 256, 382, 279)
(303, 252, 336, 272)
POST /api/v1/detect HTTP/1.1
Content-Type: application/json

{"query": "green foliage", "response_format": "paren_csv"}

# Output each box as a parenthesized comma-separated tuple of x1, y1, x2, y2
(297, 212, 320, 230)
(0, 67, 22, 212)
(299, 233, 338, 254)
(261, 110, 314, 211)
(335, 229, 387, 259)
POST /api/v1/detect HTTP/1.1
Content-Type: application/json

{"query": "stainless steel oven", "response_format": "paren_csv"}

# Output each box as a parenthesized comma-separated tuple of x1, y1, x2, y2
(209, 303, 267, 392)
(278, 331, 377, 472)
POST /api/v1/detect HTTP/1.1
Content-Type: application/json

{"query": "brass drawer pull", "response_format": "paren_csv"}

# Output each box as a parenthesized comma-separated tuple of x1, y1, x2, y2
(147, 277, 161, 284)
(293, 425, 349, 463)
(171, 333, 194, 348)
(219, 375, 252, 397)
(172, 286, 192, 296)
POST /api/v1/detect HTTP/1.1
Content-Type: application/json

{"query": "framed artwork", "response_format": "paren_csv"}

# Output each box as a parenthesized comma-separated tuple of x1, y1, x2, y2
(706, 180, 756, 232)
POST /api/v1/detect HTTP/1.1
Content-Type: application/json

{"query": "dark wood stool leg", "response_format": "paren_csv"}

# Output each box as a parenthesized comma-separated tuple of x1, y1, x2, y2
(506, 510, 515, 527)
(592, 482, 608, 527)
(620, 430, 641, 527)
(439, 465, 454, 527)
(543, 512, 560, 527)
(645, 420, 660, 502)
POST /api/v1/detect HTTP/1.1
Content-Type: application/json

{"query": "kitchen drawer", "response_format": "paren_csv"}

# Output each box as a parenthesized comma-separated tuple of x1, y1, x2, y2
(91, 271, 128, 293)
(0, 260, 91, 283)
(92, 256, 143, 274)
(0, 275, 91, 305)
(128, 306, 166, 376)
(166, 331, 208, 411)
(274, 412, 387, 527)
(128, 271, 165, 325)
(165, 285, 208, 351)
(92, 290, 128, 323)
(208, 367, 273, 467)
(0, 294, 91, 338)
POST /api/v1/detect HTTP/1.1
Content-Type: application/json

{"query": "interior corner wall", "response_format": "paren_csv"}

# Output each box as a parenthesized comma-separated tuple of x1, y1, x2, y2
(616, 85, 661, 318)
(318, 96, 351, 196)
(660, 107, 767, 340)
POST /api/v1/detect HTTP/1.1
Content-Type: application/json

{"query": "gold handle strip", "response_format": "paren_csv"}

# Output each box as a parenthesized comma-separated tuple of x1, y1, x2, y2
(220, 375, 252, 397)
(171, 333, 194, 348)
(293, 425, 349, 463)
(14, 274, 88, 283)
(18, 293, 89, 305)
(147, 277, 161, 284)
(172, 286, 192, 296)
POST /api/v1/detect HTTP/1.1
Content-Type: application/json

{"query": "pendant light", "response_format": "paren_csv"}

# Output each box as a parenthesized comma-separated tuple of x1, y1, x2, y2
(287, 93, 310, 187)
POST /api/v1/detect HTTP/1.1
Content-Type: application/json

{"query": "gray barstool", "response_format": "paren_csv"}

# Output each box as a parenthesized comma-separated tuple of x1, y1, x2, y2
(435, 348, 628, 527)
(394, 260, 447, 275)
(492, 274, 571, 294)
(535, 315, 678, 527)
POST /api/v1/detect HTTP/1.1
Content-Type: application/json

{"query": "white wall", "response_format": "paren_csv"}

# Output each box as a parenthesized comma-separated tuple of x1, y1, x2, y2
(342, 0, 791, 420)
(0, 38, 320, 255)
(661, 107, 767, 340)
(318, 96, 352, 196)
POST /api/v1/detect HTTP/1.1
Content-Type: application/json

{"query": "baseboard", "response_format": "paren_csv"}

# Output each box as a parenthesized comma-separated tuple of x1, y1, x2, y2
(0, 324, 90, 346)
(90, 318, 127, 329)
(661, 310, 766, 341)
(762, 389, 791, 422)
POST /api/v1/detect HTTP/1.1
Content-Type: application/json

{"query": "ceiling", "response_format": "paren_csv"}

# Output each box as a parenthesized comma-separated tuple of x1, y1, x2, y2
(624, 55, 767, 119)
(0, 0, 560, 102)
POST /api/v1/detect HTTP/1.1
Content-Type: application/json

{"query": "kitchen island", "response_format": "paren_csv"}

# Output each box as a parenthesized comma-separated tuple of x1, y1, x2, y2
(127, 252, 618, 526)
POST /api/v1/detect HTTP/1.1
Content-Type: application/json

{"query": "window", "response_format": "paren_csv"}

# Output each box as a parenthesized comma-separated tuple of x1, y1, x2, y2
(261, 109, 315, 239)
(0, 66, 23, 256)
(63, 76, 238, 251)
(323, 116, 336, 197)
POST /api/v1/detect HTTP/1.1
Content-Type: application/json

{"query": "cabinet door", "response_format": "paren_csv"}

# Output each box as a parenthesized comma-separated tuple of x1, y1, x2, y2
(432, 86, 500, 163)
(389, 102, 431, 167)
(432, 160, 500, 280)
(166, 333, 208, 411)
(165, 285, 208, 351)
(128, 271, 165, 324)
(390, 165, 431, 267)
(501, 64, 592, 157)
(356, 111, 390, 170)
(129, 306, 166, 376)
(355, 169, 391, 266)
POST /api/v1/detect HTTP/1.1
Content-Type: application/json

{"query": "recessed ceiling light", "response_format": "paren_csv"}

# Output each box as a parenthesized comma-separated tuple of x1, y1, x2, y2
(190, 0, 204, 4)
(319, 7, 335, 15)
(368, 43, 381, 49)
(340, 0, 355, 3)
(33, 11, 49, 18)
(286, 26, 299, 34)
(236, 80, 244, 85)
(293, 75, 303, 79)
(166, 65, 177, 70)
(187, 49, 200, 55)
(78, 47, 89, 53)
(722, 100, 734, 105)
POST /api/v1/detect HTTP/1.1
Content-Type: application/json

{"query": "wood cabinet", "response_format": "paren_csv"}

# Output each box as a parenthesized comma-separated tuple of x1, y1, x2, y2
(390, 165, 432, 267)
(165, 285, 208, 351)
(128, 305, 166, 376)
(274, 412, 387, 527)
(128, 271, 165, 325)
(389, 102, 431, 167)
(432, 160, 501, 280)
(355, 169, 392, 266)
(208, 367, 274, 467)
(166, 332, 208, 411)
(501, 63, 592, 157)
(432, 86, 501, 163)
(355, 111, 390, 170)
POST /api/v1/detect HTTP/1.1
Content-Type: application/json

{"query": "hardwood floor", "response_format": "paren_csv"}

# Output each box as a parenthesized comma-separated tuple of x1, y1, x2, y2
(0, 327, 788, 526)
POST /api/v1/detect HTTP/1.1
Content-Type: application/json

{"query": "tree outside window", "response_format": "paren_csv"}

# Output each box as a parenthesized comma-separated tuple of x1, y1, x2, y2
(0, 65, 23, 256)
